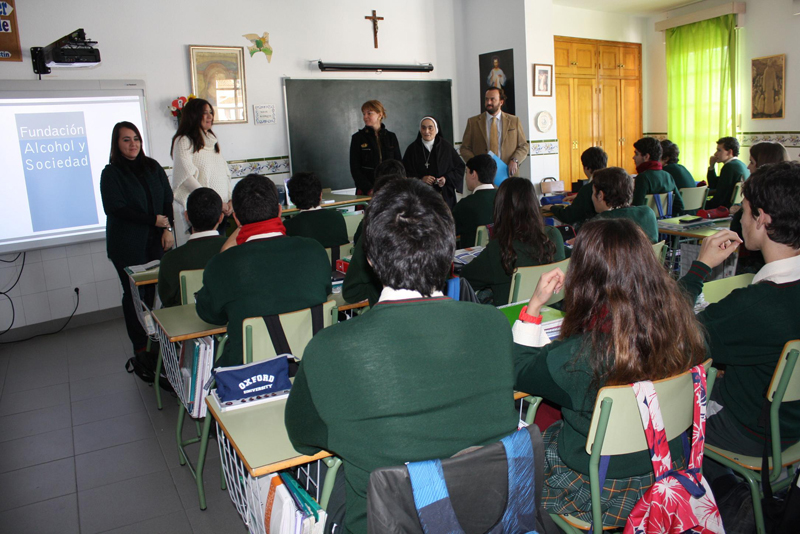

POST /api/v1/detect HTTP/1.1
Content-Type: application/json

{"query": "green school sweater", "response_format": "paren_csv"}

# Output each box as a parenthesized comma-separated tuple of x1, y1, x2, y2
(157, 235, 226, 308)
(663, 163, 696, 190)
(286, 297, 519, 534)
(632, 169, 685, 215)
(461, 226, 565, 306)
(342, 235, 381, 307)
(595, 206, 659, 243)
(681, 261, 800, 442)
(513, 336, 687, 478)
(549, 182, 596, 226)
(706, 159, 749, 209)
(284, 209, 349, 249)
(453, 188, 496, 248)
(195, 236, 332, 368)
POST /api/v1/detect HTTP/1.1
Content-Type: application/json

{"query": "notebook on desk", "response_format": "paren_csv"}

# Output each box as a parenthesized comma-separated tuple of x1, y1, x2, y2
(497, 301, 564, 340)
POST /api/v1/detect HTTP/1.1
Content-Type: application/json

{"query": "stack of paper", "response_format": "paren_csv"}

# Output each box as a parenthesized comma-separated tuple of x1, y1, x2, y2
(178, 336, 214, 418)
(257, 473, 327, 533)
(454, 246, 485, 265)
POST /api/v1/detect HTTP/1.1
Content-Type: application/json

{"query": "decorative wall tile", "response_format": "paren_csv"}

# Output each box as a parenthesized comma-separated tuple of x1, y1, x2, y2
(739, 132, 800, 147)
(529, 140, 559, 156)
(162, 156, 291, 179)
(643, 132, 668, 141)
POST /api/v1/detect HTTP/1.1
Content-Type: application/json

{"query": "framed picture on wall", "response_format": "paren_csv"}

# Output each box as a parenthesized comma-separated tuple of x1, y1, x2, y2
(533, 64, 553, 97)
(479, 49, 515, 115)
(751, 54, 785, 120)
(189, 45, 248, 124)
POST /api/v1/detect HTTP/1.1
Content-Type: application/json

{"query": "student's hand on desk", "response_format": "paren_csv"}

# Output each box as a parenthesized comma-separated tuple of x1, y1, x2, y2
(161, 229, 175, 251)
(565, 237, 576, 246)
(526, 268, 565, 316)
(729, 204, 742, 214)
(697, 230, 742, 268)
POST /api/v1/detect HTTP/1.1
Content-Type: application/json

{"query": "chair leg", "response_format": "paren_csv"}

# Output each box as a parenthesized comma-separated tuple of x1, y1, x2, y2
(220, 461, 227, 491)
(549, 513, 582, 534)
(195, 415, 213, 510)
(319, 457, 342, 510)
(154, 347, 163, 410)
(176, 405, 187, 466)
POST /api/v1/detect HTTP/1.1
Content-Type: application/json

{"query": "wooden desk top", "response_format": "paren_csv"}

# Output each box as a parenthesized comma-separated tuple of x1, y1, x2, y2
(127, 268, 159, 286)
(207, 395, 331, 478)
(657, 217, 731, 239)
(283, 193, 370, 216)
(151, 304, 227, 343)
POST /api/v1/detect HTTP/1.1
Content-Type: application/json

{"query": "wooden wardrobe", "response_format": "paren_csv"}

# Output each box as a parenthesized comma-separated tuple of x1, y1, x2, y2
(555, 36, 642, 186)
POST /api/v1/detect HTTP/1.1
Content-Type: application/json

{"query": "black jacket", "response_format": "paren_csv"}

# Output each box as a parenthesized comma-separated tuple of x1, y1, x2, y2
(402, 133, 465, 210)
(349, 124, 402, 193)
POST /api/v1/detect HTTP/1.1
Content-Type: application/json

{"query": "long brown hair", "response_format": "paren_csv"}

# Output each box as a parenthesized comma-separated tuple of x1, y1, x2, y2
(560, 218, 705, 387)
(750, 141, 789, 168)
(492, 178, 555, 275)
(170, 98, 220, 156)
(108, 121, 157, 171)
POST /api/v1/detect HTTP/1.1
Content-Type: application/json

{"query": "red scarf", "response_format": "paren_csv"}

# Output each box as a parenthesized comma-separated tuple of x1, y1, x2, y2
(636, 160, 663, 174)
(235, 217, 286, 245)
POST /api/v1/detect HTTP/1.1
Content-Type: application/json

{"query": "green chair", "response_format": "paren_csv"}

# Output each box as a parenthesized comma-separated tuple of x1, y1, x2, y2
(326, 244, 354, 270)
(652, 240, 667, 265)
(705, 341, 800, 534)
(344, 212, 364, 242)
(701, 273, 754, 304)
(680, 186, 708, 212)
(645, 193, 673, 219)
(508, 258, 570, 305)
(731, 181, 744, 205)
(475, 225, 491, 247)
(552, 360, 716, 534)
(243, 300, 338, 364)
(180, 269, 205, 305)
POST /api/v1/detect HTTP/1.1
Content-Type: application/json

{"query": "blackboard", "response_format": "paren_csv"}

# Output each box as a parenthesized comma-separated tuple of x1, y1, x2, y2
(284, 79, 454, 191)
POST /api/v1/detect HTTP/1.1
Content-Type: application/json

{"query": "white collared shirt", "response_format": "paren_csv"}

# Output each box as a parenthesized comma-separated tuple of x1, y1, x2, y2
(378, 287, 445, 302)
(485, 111, 503, 153)
(188, 230, 221, 241)
(473, 184, 495, 192)
(752, 254, 800, 284)
(245, 232, 283, 242)
(300, 206, 322, 212)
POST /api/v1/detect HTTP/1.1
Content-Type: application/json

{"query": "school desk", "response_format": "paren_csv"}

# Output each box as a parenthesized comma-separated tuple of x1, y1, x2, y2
(283, 192, 370, 216)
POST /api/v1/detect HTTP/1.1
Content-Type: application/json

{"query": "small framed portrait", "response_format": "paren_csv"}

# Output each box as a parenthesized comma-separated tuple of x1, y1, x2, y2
(533, 64, 553, 97)
(189, 45, 248, 124)
(751, 54, 785, 120)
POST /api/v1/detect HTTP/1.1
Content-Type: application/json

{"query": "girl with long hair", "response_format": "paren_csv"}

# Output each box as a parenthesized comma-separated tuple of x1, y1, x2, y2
(461, 177, 564, 305)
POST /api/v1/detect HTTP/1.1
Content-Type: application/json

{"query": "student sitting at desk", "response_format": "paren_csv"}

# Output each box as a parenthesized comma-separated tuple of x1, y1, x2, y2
(283, 171, 349, 249)
(659, 139, 696, 190)
(549, 146, 607, 227)
(157, 188, 226, 308)
(590, 167, 659, 243)
(462, 177, 564, 306)
(631, 137, 684, 215)
(679, 162, 800, 489)
(287, 179, 519, 534)
(452, 154, 497, 248)
(513, 218, 705, 528)
(705, 136, 749, 210)
(196, 174, 331, 368)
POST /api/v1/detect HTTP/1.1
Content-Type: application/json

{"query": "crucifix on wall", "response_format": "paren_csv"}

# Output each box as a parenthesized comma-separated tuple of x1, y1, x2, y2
(365, 10, 384, 49)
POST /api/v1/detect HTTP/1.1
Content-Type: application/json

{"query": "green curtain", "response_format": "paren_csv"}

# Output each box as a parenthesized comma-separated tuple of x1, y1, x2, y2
(666, 14, 737, 182)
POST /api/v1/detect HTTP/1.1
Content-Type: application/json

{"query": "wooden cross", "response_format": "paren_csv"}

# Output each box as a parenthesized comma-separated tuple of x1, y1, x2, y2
(365, 10, 384, 49)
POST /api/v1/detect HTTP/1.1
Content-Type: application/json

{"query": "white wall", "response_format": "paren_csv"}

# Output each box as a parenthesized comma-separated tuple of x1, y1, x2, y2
(0, 0, 460, 332)
(552, 4, 646, 43)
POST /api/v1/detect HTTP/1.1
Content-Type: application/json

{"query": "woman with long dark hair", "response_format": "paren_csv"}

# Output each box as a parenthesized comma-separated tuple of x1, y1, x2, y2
(402, 116, 465, 210)
(461, 177, 564, 305)
(100, 121, 173, 353)
(171, 98, 232, 244)
(513, 218, 706, 528)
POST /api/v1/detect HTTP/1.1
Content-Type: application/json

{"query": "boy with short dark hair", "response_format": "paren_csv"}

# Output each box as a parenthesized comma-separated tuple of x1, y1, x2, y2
(157, 187, 226, 308)
(659, 139, 696, 190)
(287, 179, 518, 534)
(452, 154, 497, 247)
(196, 174, 331, 368)
(591, 167, 658, 243)
(283, 172, 349, 249)
(705, 136, 749, 209)
(550, 146, 608, 227)
(631, 136, 685, 214)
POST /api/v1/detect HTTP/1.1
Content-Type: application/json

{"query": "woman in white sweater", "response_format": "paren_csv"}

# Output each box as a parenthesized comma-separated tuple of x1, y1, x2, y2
(170, 98, 232, 244)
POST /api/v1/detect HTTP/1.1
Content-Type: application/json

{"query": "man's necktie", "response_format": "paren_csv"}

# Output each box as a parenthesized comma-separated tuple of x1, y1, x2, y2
(489, 116, 499, 156)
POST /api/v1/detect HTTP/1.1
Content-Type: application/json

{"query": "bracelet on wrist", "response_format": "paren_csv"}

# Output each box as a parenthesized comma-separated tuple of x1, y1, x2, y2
(519, 305, 543, 324)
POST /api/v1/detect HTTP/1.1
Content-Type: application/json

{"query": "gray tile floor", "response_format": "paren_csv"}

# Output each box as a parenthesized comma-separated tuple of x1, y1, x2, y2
(0, 319, 249, 534)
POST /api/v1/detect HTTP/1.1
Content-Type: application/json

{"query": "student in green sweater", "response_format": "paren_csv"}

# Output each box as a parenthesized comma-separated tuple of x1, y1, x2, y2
(195, 175, 331, 368)
(549, 146, 607, 227)
(157, 187, 226, 308)
(287, 179, 519, 534)
(659, 139, 696, 190)
(631, 137, 684, 215)
(462, 177, 564, 306)
(590, 167, 659, 243)
(283, 171, 349, 249)
(705, 136, 749, 209)
(678, 162, 800, 486)
(513, 218, 706, 527)
(452, 154, 497, 247)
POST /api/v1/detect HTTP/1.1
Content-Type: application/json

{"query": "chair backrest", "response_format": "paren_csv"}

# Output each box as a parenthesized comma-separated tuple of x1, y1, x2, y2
(767, 340, 800, 403)
(586, 359, 713, 456)
(731, 181, 744, 205)
(344, 212, 364, 242)
(179, 269, 205, 305)
(701, 273, 754, 304)
(652, 241, 667, 264)
(680, 186, 708, 211)
(508, 258, 570, 305)
(242, 300, 337, 364)
(645, 193, 672, 219)
(475, 225, 490, 247)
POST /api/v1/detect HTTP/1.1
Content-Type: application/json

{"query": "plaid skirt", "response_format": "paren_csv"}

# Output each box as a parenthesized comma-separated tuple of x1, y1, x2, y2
(541, 421, 656, 528)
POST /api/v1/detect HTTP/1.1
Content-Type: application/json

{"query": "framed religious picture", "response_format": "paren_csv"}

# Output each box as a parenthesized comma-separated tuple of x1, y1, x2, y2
(533, 64, 553, 97)
(189, 46, 248, 123)
(752, 54, 785, 120)
(479, 49, 515, 115)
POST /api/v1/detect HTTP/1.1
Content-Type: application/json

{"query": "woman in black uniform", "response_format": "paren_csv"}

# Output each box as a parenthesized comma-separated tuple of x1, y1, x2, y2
(349, 100, 402, 195)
